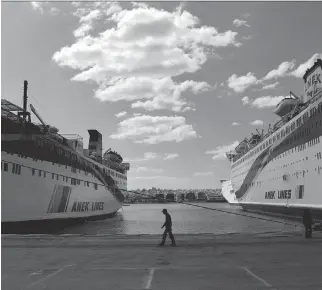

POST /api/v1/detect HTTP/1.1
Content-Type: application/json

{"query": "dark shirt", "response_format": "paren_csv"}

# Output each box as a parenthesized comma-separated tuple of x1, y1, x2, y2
(303, 210, 312, 225)
(163, 213, 172, 229)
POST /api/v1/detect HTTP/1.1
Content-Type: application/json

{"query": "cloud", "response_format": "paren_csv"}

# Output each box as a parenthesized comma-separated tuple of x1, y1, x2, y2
(250, 120, 264, 126)
(205, 140, 239, 161)
(242, 35, 252, 41)
(261, 82, 279, 90)
(233, 19, 250, 27)
(30, 2, 46, 13)
(110, 115, 198, 144)
(251, 95, 286, 109)
(291, 53, 322, 78)
(232, 122, 240, 126)
(115, 111, 127, 118)
(193, 172, 213, 177)
(227, 72, 259, 93)
(241, 96, 250, 105)
(49, 7, 60, 16)
(136, 167, 163, 173)
(130, 175, 179, 180)
(53, 3, 240, 112)
(262, 60, 296, 81)
(125, 152, 157, 162)
(164, 153, 179, 160)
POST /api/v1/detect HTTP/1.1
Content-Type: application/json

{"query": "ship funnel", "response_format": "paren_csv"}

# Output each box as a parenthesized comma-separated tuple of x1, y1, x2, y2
(88, 129, 102, 161)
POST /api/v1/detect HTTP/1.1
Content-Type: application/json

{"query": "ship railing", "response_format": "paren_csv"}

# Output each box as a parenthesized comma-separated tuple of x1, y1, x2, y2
(233, 91, 321, 163)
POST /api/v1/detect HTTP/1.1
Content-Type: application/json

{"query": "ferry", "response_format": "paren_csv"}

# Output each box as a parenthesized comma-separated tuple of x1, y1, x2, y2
(225, 59, 322, 221)
(1, 81, 130, 233)
(220, 180, 239, 205)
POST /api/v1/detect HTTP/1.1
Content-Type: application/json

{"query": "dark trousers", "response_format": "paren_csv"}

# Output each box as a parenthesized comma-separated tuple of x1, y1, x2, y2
(304, 224, 312, 238)
(161, 227, 176, 245)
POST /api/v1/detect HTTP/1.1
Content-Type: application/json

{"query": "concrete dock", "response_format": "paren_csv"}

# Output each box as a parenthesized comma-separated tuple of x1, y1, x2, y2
(2, 231, 322, 290)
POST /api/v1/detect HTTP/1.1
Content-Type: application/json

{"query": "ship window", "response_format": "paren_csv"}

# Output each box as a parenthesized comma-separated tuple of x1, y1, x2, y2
(43, 172, 46, 178)
(318, 103, 322, 113)
(56, 175, 59, 180)
(94, 183, 98, 190)
(303, 112, 309, 122)
(281, 130, 285, 137)
(38, 170, 42, 177)
(296, 118, 302, 127)
(3, 162, 8, 172)
(286, 126, 290, 134)
(291, 122, 295, 131)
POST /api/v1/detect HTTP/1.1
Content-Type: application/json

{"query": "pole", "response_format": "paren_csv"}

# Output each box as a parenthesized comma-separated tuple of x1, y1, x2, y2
(23, 80, 28, 121)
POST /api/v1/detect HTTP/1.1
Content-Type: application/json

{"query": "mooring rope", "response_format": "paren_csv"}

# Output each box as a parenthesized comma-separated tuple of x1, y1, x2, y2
(123, 189, 300, 228)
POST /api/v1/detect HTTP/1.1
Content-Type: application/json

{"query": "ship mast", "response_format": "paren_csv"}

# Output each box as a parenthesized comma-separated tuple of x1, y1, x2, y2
(18, 80, 31, 123)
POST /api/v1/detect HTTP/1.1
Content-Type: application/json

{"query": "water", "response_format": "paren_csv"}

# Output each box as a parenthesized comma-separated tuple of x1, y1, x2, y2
(60, 203, 301, 236)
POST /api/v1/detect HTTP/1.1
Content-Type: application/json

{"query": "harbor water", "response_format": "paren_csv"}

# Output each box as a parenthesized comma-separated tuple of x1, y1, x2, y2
(56, 202, 302, 236)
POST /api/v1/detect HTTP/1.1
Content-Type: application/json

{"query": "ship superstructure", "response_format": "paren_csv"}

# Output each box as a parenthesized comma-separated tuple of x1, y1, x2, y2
(1, 81, 130, 233)
(225, 59, 322, 220)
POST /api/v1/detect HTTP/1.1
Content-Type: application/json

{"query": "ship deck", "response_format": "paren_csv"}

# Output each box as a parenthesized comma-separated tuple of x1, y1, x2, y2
(2, 231, 322, 290)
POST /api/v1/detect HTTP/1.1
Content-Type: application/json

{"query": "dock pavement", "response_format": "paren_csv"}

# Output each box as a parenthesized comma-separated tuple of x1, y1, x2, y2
(2, 231, 322, 290)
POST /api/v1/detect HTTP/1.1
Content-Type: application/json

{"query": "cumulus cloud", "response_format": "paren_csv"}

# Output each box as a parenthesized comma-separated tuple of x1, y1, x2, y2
(49, 7, 60, 16)
(232, 122, 240, 126)
(115, 111, 127, 118)
(261, 82, 279, 90)
(233, 19, 250, 27)
(227, 72, 259, 93)
(291, 53, 322, 78)
(205, 140, 239, 161)
(136, 167, 163, 173)
(241, 96, 250, 105)
(30, 2, 46, 13)
(125, 152, 157, 163)
(251, 95, 286, 109)
(53, 2, 240, 112)
(250, 120, 264, 126)
(164, 153, 179, 160)
(262, 60, 296, 81)
(110, 115, 198, 144)
(194, 172, 213, 177)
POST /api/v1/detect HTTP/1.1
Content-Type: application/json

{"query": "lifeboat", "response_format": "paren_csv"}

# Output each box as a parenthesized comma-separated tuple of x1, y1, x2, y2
(103, 149, 123, 163)
(235, 141, 247, 154)
(249, 134, 261, 146)
(273, 98, 298, 117)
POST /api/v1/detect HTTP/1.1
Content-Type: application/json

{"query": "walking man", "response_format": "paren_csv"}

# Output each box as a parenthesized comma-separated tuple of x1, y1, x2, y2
(159, 209, 176, 246)
(303, 209, 313, 238)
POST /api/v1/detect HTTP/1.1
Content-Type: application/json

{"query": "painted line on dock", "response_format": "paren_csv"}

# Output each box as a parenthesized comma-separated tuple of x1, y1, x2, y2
(144, 268, 155, 289)
(241, 267, 274, 288)
(26, 264, 75, 289)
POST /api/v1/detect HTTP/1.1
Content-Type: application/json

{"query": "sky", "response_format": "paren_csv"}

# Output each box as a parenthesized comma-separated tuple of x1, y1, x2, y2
(2, 1, 322, 190)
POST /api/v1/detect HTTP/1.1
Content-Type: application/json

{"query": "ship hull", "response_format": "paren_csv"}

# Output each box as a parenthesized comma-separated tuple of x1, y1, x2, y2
(231, 94, 322, 221)
(1, 152, 123, 233)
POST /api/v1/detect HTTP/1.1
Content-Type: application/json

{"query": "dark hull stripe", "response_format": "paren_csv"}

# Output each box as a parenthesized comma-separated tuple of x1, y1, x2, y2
(1, 211, 117, 234)
(235, 102, 322, 199)
(240, 203, 322, 222)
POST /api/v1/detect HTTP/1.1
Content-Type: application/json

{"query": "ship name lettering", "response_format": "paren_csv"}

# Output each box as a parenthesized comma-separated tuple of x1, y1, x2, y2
(91, 202, 104, 211)
(277, 190, 291, 199)
(71, 201, 90, 212)
(71, 201, 104, 212)
(265, 191, 275, 199)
